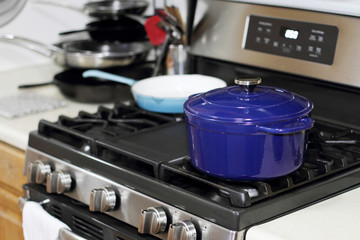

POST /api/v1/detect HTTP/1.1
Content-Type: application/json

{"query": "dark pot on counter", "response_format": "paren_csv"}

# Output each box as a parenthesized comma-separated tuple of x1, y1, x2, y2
(183, 76, 314, 181)
(18, 63, 154, 103)
(59, 18, 147, 42)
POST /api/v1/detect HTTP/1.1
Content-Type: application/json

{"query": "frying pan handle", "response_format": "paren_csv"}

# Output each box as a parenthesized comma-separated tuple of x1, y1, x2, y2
(59, 29, 87, 36)
(125, 14, 147, 25)
(82, 70, 136, 86)
(18, 81, 54, 89)
(257, 116, 314, 134)
(0, 34, 64, 57)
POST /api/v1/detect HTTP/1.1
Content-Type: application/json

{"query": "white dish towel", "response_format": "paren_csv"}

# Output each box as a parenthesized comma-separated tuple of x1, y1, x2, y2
(22, 201, 70, 240)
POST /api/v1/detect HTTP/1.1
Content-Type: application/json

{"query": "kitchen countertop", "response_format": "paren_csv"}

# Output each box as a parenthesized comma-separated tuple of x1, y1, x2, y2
(0, 63, 112, 150)
(246, 186, 360, 239)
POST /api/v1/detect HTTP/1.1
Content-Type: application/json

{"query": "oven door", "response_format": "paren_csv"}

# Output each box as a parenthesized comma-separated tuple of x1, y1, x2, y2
(21, 184, 160, 240)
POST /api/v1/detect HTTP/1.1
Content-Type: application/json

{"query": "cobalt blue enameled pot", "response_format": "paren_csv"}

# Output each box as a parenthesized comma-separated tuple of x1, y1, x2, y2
(183, 76, 314, 181)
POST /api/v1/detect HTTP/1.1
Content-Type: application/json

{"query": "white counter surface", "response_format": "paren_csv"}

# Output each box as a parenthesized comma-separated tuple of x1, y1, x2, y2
(246, 186, 360, 240)
(0, 63, 112, 150)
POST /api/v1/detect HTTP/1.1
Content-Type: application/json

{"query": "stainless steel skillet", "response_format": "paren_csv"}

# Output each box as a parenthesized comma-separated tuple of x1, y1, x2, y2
(0, 34, 152, 69)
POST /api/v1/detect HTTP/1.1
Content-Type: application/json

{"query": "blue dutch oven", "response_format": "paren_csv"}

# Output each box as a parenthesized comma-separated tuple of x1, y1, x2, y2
(183, 76, 314, 181)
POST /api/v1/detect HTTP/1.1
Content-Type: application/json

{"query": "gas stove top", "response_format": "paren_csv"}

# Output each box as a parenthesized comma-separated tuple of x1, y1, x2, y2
(24, 100, 360, 236)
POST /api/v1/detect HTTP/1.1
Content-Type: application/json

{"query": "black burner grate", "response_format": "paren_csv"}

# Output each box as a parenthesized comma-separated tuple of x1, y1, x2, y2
(36, 104, 360, 208)
(38, 103, 178, 154)
(58, 103, 176, 137)
(159, 120, 360, 207)
(30, 104, 360, 230)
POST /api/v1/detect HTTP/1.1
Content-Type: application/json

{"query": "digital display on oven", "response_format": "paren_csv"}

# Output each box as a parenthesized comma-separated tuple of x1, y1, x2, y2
(280, 27, 299, 40)
(244, 15, 339, 65)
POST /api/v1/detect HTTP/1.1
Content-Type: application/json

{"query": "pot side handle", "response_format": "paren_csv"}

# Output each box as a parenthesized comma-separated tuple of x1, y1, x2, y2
(257, 116, 314, 134)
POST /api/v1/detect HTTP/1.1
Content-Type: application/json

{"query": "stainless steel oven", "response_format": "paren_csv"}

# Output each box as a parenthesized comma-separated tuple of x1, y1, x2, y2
(21, 1, 360, 239)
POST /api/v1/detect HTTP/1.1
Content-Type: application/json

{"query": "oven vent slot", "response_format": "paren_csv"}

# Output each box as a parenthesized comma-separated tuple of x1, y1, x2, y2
(49, 204, 62, 220)
(72, 215, 103, 240)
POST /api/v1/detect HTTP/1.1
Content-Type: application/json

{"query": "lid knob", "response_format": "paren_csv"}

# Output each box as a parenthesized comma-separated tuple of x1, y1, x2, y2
(234, 75, 262, 92)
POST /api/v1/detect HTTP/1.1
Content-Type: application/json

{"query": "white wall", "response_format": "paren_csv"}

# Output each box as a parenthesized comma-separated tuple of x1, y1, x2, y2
(0, 0, 187, 71)
(0, 0, 91, 70)
(1, 0, 92, 43)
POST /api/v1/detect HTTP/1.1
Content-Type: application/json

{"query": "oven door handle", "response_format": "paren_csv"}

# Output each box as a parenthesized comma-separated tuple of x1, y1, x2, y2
(18, 197, 87, 240)
(58, 228, 87, 240)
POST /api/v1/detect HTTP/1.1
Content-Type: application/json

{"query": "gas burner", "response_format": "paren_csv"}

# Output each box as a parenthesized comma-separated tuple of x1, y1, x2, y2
(309, 125, 359, 149)
(39, 103, 179, 153)
(37, 103, 187, 177)
(159, 121, 360, 208)
(58, 104, 177, 137)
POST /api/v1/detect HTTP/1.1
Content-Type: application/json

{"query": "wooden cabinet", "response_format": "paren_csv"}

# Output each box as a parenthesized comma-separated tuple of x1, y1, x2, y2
(0, 141, 26, 240)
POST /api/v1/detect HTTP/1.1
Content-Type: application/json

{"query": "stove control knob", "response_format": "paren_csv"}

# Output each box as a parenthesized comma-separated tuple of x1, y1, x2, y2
(89, 187, 117, 212)
(138, 207, 167, 234)
(46, 170, 72, 194)
(27, 160, 51, 184)
(167, 220, 197, 240)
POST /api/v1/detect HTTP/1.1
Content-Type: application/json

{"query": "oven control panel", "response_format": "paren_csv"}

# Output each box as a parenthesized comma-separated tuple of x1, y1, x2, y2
(244, 15, 338, 65)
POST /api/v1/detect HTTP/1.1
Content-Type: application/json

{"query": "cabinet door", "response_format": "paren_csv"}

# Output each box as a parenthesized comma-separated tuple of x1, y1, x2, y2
(0, 141, 26, 240)
(0, 187, 24, 240)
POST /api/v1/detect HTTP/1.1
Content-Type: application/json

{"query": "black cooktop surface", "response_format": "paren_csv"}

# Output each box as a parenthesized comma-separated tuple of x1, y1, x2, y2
(29, 101, 360, 230)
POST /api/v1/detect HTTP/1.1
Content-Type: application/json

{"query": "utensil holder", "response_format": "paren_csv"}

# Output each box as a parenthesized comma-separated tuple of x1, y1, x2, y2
(166, 44, 188, 75)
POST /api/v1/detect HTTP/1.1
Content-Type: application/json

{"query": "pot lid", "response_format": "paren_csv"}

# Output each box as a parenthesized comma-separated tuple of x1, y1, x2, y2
(183, 76, 313, 124)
